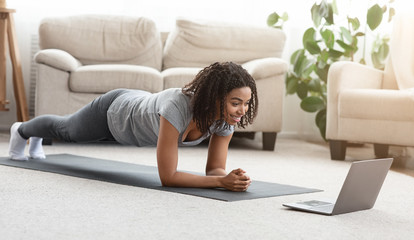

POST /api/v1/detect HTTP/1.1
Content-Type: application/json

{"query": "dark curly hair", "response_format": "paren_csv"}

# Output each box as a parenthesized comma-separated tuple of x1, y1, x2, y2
(182, 62, 258, 134)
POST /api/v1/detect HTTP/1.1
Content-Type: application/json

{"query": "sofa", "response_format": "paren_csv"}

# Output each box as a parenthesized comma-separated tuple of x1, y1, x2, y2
(326, 13, 414, 160)
(34, 15, 287, 150)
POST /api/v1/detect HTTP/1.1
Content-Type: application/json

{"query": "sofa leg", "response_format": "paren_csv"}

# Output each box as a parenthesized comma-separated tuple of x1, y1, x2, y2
(329, 140, 347, 160)
(42, 138, 53, 145)
(262, 132, 277, 151)
(233, 132, 255, 139)
(374, 144, 389, 158)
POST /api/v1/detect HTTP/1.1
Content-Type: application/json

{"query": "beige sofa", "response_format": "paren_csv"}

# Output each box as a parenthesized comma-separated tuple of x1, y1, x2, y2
(326, 14, 414, 160)
(34, 15, 287, 150)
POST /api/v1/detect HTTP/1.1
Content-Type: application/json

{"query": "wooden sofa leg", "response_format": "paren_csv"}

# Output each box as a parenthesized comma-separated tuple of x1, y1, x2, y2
(374, 144, 389, 158)
(263, 132, 277, 151)
(329, 140, 347, 160)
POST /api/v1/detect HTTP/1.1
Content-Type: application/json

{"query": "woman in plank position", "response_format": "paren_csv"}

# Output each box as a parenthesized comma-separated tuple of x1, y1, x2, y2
(8, 62, 257, 192)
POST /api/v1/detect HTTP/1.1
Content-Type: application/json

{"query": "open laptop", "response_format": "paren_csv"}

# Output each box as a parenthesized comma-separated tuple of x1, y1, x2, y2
(283, 158, 393, 215)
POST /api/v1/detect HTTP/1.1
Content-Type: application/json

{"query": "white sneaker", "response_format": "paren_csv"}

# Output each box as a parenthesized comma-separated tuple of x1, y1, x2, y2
(8, 122, 28, 161)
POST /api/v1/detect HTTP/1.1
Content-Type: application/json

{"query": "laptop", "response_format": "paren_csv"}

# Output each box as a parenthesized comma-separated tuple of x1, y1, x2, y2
(283, 158, 393, 215)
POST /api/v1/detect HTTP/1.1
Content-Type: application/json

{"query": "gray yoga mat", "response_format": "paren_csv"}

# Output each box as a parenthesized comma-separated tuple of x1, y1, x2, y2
(0, 154, 321, 201)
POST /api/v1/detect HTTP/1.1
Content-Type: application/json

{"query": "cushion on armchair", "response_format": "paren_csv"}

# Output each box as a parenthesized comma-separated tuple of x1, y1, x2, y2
(162, 18, 286, 69)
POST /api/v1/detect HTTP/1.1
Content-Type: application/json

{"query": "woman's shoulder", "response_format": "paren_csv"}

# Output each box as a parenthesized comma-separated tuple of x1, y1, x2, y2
(211, 121, 235, 136)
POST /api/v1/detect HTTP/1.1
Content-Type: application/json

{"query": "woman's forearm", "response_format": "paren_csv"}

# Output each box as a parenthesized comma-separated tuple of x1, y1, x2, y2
(206, 168, 227, 176)
(160, 171, 223, 189)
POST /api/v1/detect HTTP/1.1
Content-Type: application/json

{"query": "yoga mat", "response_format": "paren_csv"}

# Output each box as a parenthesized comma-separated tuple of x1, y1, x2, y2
(0, 154, 321, 201)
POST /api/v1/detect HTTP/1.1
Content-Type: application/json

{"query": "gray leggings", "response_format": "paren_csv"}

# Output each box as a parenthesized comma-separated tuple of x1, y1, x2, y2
(19, 89, 128, 143)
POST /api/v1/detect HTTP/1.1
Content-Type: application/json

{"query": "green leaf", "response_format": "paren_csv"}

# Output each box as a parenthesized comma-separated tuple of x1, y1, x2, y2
(302, 28, 316, 48)
(308, 78, 322, 92)
(379, 43, 390, 59)
(340, 27, 352, 43)
(371, 43, 389, 69)
(348, 17, 360, 31)
(305, 41, 321, 55)
(355, 32, 365, 37)
(293, 53, 314, 78)
(311, 3, 322, 27)
(319, 49, 330, 63)
(325, 3, 334, 25)
(388, 8, 395, 22)
(286, 75, 299, 95)
(315, 109, 327, 140)
(290, 49, 304, 65)
(302, 28, 319, 56)
(300, 96, 325, 112)
(302, 61, 315, 79)
(328, 49, 343, 59)
(319, 0, 330, 18)
(351, 36, 359, 49)
(367, 4, 383, 30)
(297, 82, 308, 100)
(315, 64, 330, 83)
(321, 29, 334, 49)
(267, 12, 280, 27)
(336, 40, 354, 52)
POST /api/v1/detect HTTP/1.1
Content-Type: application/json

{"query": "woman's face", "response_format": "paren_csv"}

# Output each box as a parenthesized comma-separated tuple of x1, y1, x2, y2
(222, 87, 252, 125)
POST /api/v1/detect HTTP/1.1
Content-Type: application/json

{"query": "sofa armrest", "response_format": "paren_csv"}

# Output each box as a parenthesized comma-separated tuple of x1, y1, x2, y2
(34, 49, 82, 72)
(242, 58, 288, 80)
(326, 61, 384, 140)
(328, 61, 384, 93)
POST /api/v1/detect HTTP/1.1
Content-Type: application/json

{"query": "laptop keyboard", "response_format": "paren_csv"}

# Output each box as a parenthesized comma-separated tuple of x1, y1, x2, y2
(297, 200, 335, 212)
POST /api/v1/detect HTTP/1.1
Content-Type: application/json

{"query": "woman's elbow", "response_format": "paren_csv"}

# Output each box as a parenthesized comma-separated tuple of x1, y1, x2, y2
(159, 175, 176, 187)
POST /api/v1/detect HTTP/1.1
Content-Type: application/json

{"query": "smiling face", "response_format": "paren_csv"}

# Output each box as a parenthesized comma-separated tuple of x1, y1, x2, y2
(221, 87, 252, 125)
(183, 62, 258, 133)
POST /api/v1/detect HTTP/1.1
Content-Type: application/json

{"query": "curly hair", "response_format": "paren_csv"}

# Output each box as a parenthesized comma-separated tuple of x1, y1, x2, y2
(182, 62, 258, 134)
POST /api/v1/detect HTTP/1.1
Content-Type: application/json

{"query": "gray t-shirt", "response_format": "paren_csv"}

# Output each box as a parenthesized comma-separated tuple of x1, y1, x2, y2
(107, 88, 234, 147)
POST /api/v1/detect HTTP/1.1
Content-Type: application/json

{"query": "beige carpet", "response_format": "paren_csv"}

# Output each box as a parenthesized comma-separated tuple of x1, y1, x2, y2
(0, 132, 413, 240)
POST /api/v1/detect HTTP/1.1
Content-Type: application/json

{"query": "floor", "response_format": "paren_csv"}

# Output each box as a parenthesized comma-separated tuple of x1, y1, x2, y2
(1, 132, 414, 240)
(344, 142, 414, 178)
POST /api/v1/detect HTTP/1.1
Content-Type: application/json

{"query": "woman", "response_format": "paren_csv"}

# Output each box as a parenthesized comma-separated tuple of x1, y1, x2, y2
(8, 62, 258, 192)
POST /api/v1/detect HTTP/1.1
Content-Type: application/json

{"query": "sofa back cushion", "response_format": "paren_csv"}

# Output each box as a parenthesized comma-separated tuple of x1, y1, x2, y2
(39, 15, 163, 71)
(162, 18, 286, 69)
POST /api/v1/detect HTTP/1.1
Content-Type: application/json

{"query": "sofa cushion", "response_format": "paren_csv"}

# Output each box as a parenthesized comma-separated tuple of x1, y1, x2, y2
(39, 15, 163, 70)
(339, 89, 414, 121)
(163, 18, 286, 69)
(242, 58, 288, 80)
(70, 65, 163, 94)
(162, 67, 202, 89)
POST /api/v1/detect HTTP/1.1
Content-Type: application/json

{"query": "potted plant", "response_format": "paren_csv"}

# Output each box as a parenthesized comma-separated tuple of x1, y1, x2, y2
(268, 0, 396, 140)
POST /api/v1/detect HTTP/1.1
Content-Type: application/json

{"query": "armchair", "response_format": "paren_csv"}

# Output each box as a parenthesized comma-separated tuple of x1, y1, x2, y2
(326, 14, 414, 160)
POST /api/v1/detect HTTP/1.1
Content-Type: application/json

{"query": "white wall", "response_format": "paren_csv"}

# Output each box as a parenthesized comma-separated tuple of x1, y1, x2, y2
(0, 0, 405, 141)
